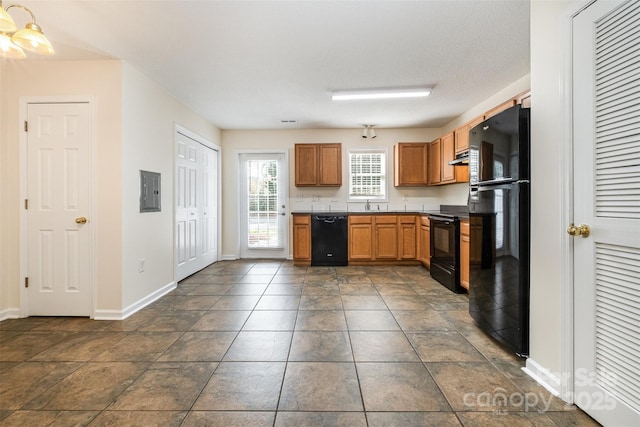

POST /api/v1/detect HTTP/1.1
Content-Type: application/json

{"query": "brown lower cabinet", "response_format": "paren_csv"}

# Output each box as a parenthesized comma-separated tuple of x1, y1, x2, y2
(460, 219, 470, 290)
(348, 214, 419, 265)
(292, 214, 311, 266)
(293, 213, 422, 266)
(418, 215, 430, 268)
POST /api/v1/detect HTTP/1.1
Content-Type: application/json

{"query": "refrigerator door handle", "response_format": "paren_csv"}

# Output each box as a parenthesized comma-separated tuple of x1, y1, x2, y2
(476, 183, 514, 191)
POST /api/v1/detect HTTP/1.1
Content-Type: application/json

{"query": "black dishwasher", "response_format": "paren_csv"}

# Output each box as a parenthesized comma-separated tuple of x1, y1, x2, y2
(311, 215, 348, 266)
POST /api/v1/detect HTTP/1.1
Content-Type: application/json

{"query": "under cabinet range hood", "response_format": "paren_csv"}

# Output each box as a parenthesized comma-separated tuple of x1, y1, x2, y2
(448, 151, 469, 166)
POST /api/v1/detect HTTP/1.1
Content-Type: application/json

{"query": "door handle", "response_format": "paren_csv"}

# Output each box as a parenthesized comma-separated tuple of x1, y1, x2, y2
(567, 223, 590, 238)
(75, 216, 88, 224)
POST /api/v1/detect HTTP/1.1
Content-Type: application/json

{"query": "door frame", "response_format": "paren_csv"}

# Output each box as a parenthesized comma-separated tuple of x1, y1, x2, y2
(235, 149, 289, 259)
(173, 123, 222, 282)
(559, 0, 597, 405)
(19, 96, 97, 318)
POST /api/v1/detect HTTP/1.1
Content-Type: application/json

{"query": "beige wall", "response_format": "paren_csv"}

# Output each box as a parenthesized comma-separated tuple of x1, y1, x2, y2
(120, 63, 220, 310)
(0, 60, 124, 315)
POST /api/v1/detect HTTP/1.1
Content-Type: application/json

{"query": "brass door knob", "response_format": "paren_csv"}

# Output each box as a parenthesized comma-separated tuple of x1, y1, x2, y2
(75, 217, 88, 224)
(567, 223, 590, 238)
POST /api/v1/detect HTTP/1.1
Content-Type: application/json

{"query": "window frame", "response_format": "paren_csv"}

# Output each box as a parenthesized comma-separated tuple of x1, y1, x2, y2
(347, 148, 388, 202)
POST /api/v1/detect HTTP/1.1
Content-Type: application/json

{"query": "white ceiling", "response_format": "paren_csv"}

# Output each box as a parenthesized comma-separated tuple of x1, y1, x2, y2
(17, 0, 530, 130)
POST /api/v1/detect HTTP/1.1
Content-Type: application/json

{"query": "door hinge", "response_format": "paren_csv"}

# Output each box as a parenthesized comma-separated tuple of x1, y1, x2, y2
(24, 199, 28, 210)
(24, 121, 28, 132)
(25, 277, 29, 288)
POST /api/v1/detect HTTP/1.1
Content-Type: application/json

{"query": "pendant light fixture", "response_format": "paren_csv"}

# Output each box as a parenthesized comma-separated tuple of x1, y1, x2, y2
(0, 1, 54, 58)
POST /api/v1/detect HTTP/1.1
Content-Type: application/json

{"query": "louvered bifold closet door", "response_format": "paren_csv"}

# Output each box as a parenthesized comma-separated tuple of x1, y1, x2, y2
(593, 0, 640, 415)
(595, 0, 640, 219)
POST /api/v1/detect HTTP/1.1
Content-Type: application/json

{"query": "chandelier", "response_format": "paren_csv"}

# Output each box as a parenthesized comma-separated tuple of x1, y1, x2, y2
(0, 1, 54, 59)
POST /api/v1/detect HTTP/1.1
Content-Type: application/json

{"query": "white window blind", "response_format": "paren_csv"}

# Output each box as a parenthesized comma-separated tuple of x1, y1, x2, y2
(246, 158, 285, 249)
(349, 150, 386, 200)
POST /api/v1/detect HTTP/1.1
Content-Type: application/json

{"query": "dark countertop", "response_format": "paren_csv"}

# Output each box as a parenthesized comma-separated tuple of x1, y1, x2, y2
(292, 204, 470, 219)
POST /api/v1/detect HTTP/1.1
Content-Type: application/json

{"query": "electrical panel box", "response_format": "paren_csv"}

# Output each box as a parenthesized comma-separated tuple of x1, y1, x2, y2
(140, 170, 161, 213)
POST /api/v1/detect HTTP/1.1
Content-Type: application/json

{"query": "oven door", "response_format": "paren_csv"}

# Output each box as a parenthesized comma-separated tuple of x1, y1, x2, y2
(430, 217, 456, 268)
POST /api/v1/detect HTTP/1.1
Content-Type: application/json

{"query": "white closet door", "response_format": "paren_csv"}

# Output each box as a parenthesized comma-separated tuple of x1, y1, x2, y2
(176, 131, 219, 281)
(573, 1, 640, 425)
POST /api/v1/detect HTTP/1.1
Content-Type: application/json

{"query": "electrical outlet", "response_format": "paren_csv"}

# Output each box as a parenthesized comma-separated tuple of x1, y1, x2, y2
(138, 258, 145, 273)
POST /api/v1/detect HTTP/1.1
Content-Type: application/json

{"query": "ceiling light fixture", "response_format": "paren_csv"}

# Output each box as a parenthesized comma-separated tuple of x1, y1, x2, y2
(332, 87, 432, 101)
(362, 125, 377, 139)
(0, 1, 54, 59)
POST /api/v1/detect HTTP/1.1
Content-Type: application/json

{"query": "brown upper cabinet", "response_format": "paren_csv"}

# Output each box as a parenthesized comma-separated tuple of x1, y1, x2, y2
(428, 138, 442, 185)
(517, 90, 531, 108)
(441, 132, 456, 183)
(454, 116, 484, 155)
(294, 143, 342, 187)
(394, 142, 429, 186)
(484, 99, 517, 120)
(429, 132, 468, 185)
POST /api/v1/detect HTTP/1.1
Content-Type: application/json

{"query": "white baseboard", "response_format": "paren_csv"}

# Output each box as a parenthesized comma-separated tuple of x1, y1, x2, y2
(93, 281, 176, 321)
(523, 358, 562, 397)
(220, 254, 238, 261)
(0, 308, 20, 322)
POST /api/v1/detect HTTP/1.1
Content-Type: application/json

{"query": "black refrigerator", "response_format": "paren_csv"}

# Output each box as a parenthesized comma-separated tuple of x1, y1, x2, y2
(467, 104, 530, 357)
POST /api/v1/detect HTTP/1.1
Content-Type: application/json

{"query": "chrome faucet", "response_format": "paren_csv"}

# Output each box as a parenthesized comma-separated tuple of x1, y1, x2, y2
(365, 199, 371, 211)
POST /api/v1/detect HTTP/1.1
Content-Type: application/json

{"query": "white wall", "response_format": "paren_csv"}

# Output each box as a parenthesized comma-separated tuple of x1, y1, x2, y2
(0, 60, 124, 314)
(527, 0, 571, 380)
(120, 63, 221, 311)
(0, 60, 221, 319)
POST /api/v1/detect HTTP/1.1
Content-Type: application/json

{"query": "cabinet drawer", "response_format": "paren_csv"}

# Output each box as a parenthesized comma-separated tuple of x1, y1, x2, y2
(293, 215, 310, 225)
(349, 215, 372, 224)
(375, 215, 397, 224)
(420, 216, 430, 227)
(398, 215, 416, 224)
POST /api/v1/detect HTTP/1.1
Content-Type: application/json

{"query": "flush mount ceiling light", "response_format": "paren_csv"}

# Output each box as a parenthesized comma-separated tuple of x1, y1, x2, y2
(0, 1, 54, 59)
(332, 87, 432, 101)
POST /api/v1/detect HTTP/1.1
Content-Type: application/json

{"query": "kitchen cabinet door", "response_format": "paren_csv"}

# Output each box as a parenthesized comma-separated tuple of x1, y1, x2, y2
(292, 215, 311, 266)
(318, 144, 342, 186)
(418, 216, 431, 268)
(441, 132, 456, 183)
(455, 116, 484, 155)
(394, 143, 429, 186)
(428, 139, 441, 185)
(374, 216, 398, 259)
(348, 216, 373, 260)
(460, 220, 470, 290)
(294, 143, 342, 187)
(398, 216, 417, 259)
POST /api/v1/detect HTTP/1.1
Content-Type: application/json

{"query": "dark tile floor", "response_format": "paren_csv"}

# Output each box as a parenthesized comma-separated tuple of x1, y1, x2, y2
(0, 260, 600, 426)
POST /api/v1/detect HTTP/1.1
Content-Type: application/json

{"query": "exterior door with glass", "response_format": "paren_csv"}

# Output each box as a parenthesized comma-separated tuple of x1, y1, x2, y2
(239, 152, 288, 259)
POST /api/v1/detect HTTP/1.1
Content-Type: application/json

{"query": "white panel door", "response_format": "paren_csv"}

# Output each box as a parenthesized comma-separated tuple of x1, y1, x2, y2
(27, 103, 92, 316)
(176, 131, 218, 281)
(176, 133, 200, 281)
(201, 148, 218, 267)
(573, 1, 640, 425)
